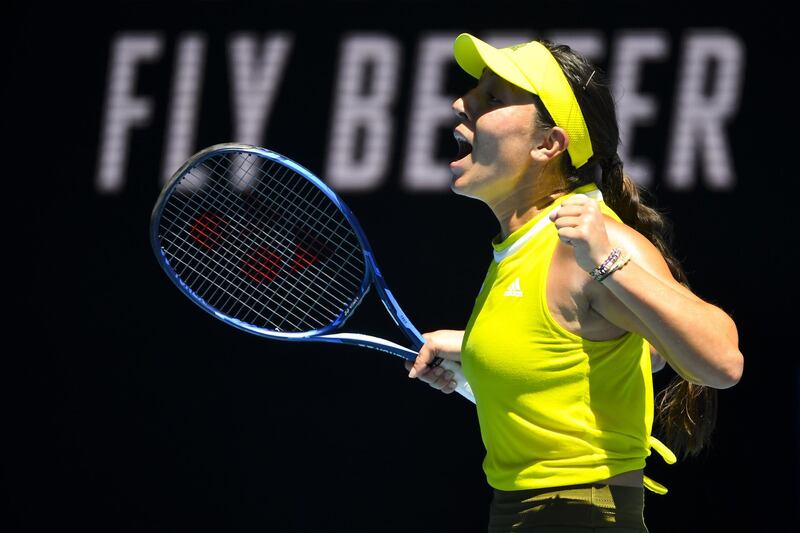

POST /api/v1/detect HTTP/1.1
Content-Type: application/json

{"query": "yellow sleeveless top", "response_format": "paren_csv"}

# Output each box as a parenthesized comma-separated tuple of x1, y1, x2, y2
(461, 183, 676, 494)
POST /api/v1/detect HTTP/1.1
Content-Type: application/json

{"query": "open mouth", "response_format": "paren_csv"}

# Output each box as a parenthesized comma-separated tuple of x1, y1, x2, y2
(454, 131, 473, 160)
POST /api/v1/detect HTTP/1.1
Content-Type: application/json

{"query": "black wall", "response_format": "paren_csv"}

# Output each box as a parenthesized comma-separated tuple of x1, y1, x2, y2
(9, 1, 796, 531)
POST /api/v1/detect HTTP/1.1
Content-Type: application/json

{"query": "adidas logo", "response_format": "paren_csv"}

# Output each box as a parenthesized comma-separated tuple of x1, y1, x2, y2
(503, 278, 523, 297)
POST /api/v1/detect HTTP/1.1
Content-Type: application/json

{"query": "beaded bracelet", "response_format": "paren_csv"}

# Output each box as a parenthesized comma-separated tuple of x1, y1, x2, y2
(588, 248, 621, 281)
(599, 252, 631, 282)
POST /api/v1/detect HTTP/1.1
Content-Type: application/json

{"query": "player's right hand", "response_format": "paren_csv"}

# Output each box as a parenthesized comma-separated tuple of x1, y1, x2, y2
(406, 330, 464, 394)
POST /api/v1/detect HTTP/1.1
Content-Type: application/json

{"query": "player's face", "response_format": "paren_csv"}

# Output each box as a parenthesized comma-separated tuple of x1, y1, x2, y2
(450, 70, 541, 203)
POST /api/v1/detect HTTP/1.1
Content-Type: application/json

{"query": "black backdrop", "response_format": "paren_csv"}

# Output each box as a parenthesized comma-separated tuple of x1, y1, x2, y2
(9, 1, 797, 532)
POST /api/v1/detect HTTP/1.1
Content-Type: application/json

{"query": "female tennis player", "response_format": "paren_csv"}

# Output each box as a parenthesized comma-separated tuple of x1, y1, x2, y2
(406, 34, 743, 532)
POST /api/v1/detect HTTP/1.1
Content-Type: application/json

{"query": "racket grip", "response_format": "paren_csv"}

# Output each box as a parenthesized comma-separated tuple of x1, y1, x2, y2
(438, 359, 475, 404)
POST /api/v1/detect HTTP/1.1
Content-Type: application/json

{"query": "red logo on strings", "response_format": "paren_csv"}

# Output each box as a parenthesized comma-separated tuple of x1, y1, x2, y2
(241, 246, 283, 283)
(189, 211, 228, 250)
(236, 224, 332, 284)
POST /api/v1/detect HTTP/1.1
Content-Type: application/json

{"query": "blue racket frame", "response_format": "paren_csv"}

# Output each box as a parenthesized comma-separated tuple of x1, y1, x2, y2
(151, 143, 426, 361)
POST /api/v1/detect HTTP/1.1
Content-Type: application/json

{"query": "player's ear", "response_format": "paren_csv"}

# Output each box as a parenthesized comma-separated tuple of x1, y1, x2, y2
(530, 127, 569, 164)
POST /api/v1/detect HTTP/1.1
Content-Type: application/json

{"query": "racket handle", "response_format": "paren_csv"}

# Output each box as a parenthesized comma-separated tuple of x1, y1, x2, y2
(318, 333, 475, 404)
(438, 359, 475, 404)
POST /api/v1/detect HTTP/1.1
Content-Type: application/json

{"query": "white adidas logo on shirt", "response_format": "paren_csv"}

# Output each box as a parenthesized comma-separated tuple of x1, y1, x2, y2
(503, 278, 523, 297)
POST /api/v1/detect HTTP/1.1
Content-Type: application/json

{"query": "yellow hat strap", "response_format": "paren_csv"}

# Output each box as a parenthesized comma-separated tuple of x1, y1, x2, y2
(505, 41, 593, 168)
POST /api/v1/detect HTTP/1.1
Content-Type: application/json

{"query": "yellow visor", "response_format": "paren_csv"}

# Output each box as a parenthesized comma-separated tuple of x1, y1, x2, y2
(453, 33, 593, 168)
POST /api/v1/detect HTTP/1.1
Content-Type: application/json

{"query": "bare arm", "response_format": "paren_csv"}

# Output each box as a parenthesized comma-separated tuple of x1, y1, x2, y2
(589, 239, 741, 388)
(552, 196, 743, 389)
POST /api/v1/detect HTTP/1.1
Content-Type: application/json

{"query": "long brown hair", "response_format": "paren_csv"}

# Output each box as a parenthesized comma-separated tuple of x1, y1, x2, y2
(533, 40, 717, 458)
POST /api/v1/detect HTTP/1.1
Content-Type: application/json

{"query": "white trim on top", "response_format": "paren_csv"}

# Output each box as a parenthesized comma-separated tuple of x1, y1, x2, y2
(493, 188, 603, 263)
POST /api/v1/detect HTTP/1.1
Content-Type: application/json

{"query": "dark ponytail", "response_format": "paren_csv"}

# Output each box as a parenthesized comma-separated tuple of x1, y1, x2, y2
(600, 156, 718, 459)
(534, 41, 717, 458)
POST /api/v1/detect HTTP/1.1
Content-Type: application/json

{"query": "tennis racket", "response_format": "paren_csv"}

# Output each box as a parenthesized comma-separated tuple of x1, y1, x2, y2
(150, 143, 475, 403)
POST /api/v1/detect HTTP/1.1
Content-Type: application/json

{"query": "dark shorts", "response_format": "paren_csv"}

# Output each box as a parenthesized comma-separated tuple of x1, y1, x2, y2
(488, 483, 648, 533)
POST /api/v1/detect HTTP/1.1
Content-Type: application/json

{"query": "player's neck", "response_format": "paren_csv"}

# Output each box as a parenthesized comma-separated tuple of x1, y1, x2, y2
(493, 169, 568, 240)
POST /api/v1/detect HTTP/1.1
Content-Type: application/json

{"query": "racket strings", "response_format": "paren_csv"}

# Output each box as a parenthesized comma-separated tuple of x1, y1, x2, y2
(182, 157, 353, 321)
(207, 153, 364, 291)
(243, 159, 365, 291)
(157, 151, 367, 332)
(217, 162, 360, 328)
(160, 156, 307, 325)
(252, 162, 377, 330)
(162, 162, 335, 330)
(199, 155, 365, 307)
(251, 164, 360, 330)
(162, 158, 359, 331)
(163, 156, 359, 328)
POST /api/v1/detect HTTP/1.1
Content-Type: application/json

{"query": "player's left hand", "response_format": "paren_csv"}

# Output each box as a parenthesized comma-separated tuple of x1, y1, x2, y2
(549, 194, 615, 274)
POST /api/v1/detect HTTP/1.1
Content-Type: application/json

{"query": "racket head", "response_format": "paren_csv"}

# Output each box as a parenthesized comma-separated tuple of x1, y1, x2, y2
(150, 143, 375, 340)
